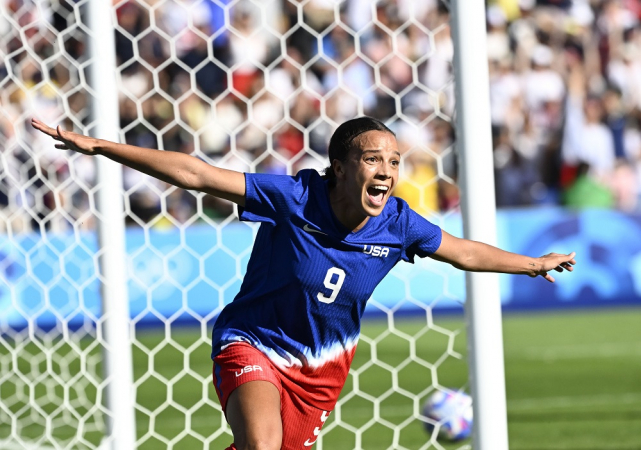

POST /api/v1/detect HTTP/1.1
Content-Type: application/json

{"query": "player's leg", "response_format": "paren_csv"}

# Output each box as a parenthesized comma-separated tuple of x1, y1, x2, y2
(225, 380, 282, 450)
(212, 343, 284, 450)
(211, 342, 333, 449)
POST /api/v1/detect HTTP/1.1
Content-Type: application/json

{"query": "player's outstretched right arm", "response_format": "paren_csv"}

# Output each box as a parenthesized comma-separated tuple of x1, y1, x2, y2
(31, 118, 246, 206)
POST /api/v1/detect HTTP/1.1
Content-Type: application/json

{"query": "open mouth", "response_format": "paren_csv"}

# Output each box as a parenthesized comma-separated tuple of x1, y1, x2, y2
(366, 185, 389, 207)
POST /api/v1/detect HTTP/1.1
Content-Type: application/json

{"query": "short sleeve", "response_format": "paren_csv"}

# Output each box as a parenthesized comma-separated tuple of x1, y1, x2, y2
(239, 172, 307, 225)
(402, 209, 442, 263)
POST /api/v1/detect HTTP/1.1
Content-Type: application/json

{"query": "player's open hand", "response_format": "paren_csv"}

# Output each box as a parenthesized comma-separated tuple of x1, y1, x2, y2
(531, 252, 576, 283)
(31, 118, 101, 155)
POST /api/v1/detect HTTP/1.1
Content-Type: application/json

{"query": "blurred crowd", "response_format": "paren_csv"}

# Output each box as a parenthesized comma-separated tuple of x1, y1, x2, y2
(487, 0, 641, 212)
(1, 0, 641, 233)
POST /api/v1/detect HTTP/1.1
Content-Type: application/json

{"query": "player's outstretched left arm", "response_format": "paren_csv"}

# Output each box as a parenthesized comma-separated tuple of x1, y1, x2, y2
(30, 118, 246, 205)
(431, 231, 576, 283)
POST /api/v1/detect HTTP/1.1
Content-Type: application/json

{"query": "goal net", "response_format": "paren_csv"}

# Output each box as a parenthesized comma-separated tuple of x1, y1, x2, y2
(0, 1, 469, 449)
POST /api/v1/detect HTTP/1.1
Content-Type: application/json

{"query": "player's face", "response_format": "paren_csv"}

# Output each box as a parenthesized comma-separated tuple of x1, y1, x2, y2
(337, 130, 400, 217)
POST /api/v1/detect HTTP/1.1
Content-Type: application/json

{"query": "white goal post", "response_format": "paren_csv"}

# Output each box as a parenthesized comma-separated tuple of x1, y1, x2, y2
(0, 1, 507, 449)
(450, 1, 509, 449)
(87, 0, 137, 449)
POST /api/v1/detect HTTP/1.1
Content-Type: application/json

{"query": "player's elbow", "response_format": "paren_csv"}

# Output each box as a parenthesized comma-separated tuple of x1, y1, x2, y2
(164, 170, 200, 193)
(451, 256, 474, 272)
(178, 160, 214, 192)
(450, 246, 479, 272)
(432, 237, 478, 271)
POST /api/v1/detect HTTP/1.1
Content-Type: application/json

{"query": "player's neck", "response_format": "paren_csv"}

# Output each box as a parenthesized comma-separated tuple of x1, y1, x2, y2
(328, 188, 369, 232)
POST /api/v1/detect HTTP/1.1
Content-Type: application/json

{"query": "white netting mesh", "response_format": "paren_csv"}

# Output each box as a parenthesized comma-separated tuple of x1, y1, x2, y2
(0, 1, 469, 449)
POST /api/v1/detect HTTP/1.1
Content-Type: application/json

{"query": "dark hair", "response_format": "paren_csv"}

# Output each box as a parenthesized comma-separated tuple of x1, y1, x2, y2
(323, 116, 395, 188)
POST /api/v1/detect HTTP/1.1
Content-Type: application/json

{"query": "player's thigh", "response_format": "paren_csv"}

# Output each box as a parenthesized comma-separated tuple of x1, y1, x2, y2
(212, 344, 284, 450)
(226, 380, 282, 450)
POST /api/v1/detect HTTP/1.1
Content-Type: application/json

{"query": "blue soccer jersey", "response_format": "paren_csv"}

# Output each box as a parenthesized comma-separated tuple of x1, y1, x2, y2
(211, 169, 442, 408)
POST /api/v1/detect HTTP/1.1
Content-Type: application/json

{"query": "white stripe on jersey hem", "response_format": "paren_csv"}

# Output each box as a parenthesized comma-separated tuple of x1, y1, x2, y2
(267, 336, 359, 370)
(220, 335, 360, 370)
(220, 336, 255, 352)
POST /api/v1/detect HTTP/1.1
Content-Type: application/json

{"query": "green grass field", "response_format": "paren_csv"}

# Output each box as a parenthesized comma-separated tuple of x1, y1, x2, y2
(1, 308, 640, 449)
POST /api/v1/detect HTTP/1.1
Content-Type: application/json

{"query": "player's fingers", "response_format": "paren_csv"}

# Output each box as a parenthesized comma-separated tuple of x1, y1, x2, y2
(56, 125, 79, 146)
(565, 252, 576, 265)
(554, 253, 576, 266)
(34, 120, 59, 138)
(543, 272, 555, 283)
(56, 125, 68, 140)
(31, 119, 58, 137)
(560, 262, 574, 271)
(554, 266, 563, 273)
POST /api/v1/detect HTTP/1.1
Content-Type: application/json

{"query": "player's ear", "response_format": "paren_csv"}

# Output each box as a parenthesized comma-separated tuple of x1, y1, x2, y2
(332, 159, 346, 180)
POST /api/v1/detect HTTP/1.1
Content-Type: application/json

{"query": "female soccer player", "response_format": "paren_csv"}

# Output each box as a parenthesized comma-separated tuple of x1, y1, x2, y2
(32, 116, 576, 450)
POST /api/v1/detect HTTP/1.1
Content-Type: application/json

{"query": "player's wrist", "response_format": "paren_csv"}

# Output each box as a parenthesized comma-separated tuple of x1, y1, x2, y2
(526, 257, 541, 277)
(91, 139, 110, 156)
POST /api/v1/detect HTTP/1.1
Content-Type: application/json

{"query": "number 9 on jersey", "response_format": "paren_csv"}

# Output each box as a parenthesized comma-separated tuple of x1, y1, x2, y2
(317, 267, 346, 304)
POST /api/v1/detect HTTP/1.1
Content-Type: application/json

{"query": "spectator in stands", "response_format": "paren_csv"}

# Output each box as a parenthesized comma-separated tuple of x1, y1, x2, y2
(562, 67, 616, 184)
(494, 125, 541, 208)
(563, 163, 614, 209)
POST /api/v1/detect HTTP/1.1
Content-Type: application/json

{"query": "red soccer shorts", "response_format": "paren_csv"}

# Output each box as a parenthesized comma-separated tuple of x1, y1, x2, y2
(213, 343, 332, 450)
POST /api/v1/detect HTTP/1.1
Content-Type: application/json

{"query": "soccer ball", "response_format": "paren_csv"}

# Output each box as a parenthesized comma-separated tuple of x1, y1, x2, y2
(421, 390, 473, 441)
